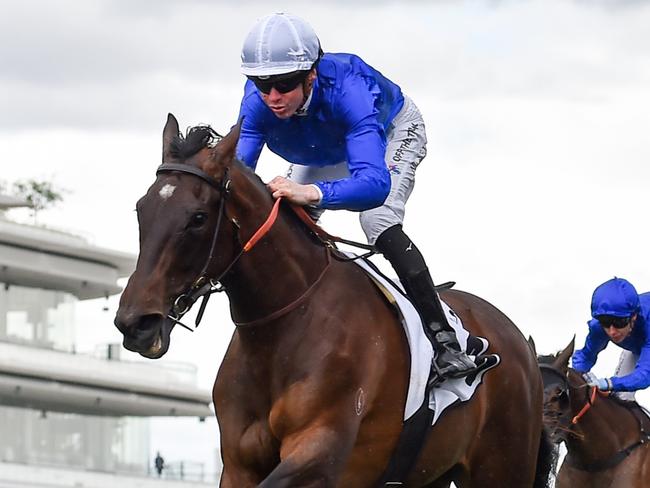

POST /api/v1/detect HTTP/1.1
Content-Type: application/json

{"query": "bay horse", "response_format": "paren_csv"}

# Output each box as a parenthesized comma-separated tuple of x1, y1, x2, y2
(538, 339, 650, 487)
(115, 114, 553, 487)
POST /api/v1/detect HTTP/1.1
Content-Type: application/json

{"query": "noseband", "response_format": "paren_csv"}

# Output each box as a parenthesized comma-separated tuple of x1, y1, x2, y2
(540, 363, 650, 472)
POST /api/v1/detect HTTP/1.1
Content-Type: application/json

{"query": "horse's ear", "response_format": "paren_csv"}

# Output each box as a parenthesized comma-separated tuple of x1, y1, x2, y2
(162, 113, 180, 163)
(213, 119, 242, 163)
(552, 336, 575, 372)
(527, 336, 537, 356)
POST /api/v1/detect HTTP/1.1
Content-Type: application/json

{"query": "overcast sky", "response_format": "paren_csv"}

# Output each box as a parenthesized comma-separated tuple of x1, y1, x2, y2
(2, 0, 650, 475)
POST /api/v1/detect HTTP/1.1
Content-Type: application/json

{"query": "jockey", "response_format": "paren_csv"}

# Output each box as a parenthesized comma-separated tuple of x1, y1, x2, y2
(573, 277, 650, 401)
(235, 12, 491, 381)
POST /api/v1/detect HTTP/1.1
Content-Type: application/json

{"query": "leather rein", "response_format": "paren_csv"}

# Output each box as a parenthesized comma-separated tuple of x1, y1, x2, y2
(155, 163, 366, 331)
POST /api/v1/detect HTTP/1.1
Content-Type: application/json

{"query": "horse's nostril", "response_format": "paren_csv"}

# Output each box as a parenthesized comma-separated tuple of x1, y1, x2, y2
(114, 312, 163, 338)
(138, 314, 164, 333)
(114, 311, 167, 356)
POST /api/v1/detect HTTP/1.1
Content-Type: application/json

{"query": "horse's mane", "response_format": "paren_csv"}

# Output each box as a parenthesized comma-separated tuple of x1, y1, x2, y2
(170, 125, 223, 159)
(169, 124, 328, 249)
(168, 124, 270, 193)
(538, 354, 557, 365)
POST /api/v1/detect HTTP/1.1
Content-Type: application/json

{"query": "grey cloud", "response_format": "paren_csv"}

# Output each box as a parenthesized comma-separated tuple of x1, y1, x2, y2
(0, 77, 243, 132)
(574, 0, 650, 9)
(0, 1, 266, 86)
(2, 0, 650, 132)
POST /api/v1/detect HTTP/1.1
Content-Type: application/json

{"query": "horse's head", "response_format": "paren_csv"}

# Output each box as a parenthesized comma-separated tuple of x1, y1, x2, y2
(538, 338, 578, 444)
(114, 114, 242, 358)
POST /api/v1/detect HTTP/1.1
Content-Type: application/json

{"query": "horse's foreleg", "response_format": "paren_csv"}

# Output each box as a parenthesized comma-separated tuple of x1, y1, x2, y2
(256, 423, 358, 488)
(219, 466, 262, 488)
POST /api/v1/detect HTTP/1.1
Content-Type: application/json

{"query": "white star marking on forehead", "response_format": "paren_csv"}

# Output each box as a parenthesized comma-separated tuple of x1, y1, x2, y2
(159, 184, 176, 200)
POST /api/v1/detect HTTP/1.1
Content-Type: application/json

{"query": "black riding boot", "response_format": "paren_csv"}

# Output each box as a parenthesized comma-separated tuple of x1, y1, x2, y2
(402, 269, 478, 379)
(375, 225, 478, 380)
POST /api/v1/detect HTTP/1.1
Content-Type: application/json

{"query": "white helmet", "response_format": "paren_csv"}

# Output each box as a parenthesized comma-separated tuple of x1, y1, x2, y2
(241, 13, 321, 78)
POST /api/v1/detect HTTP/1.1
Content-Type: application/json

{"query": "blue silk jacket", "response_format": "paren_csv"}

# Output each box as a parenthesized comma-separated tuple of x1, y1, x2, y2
(236, 53, 404, 210)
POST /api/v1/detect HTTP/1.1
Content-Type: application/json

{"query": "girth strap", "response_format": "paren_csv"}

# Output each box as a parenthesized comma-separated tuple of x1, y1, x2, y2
(376, 394, 434, 486)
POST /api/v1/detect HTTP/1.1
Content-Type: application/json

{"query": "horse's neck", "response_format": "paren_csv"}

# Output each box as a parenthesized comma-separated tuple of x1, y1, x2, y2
(223, 177, 330, 326)
(568, 395, 640, 462)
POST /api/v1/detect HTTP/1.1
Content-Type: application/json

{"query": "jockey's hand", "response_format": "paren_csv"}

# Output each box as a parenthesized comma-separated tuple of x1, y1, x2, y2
(583, 372, 612, 391)
(267, 176, 321, 206)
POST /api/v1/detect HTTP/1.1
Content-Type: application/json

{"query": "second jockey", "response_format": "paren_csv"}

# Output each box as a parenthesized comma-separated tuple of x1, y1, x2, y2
(573, 277, 650, 401)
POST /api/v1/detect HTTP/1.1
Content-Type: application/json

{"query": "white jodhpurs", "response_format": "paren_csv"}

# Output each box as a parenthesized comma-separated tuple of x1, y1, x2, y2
(285, 95, 428, 245)
(613, 350, 639, 401)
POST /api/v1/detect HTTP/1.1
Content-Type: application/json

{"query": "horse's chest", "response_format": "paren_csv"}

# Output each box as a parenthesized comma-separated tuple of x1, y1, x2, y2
(238, 418, 278, 469)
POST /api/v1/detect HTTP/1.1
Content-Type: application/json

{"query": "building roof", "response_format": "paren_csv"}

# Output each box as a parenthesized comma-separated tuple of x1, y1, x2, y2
(0, 196, 208, 419)
(0, 217, 136, 299)
(0, 194, 31, 210)
(0, 341, 212, 417)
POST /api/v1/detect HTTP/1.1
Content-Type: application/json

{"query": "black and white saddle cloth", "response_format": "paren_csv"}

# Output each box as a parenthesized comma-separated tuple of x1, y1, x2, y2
(349, 254, 500, 425)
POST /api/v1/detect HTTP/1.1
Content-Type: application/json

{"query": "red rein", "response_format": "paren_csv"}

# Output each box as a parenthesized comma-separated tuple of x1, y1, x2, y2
(243, 197, 282, 252)
(572, 386, 610, 425)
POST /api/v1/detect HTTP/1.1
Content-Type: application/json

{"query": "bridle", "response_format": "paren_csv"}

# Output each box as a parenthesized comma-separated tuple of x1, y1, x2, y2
(567, 383, 650, 472)
(540, 364, 598, 425)
(154, 162, 338, 332)
(540, 364, 575, 436)
(540, 364, 650, 472)
(155, 162, 290, 331)
(155, 163, 236, 330)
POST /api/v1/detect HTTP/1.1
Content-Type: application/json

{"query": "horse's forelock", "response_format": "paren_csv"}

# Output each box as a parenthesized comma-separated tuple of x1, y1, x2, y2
(169, 125, 222, 160)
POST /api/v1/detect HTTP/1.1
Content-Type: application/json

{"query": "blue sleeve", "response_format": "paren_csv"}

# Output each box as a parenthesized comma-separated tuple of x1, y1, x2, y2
(610, 330, 650, 392)
(236, 82, 265, 169)
(315, 77, 390, 210)
(572, 320, 609, 373)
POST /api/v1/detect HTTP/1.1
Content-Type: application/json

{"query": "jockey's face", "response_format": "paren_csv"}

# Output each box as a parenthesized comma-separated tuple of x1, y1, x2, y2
(259, 70, 316, 119)
(601, 314, 637, 343)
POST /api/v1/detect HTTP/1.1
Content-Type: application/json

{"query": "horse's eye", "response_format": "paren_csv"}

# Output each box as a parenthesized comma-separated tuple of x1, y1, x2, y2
(555, 389, 569, 404)
(189, 212, 208, 228)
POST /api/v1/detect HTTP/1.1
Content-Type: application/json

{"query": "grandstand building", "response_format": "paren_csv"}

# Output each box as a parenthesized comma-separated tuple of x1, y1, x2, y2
(0, 194, 216, 487)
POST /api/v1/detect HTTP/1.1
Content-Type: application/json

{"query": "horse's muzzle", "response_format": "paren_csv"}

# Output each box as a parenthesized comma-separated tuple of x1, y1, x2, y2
(113, 312, 172, 359)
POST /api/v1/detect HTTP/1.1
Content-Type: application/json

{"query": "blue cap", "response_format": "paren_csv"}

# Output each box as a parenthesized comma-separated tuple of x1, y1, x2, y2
(591, 277, 640, 318)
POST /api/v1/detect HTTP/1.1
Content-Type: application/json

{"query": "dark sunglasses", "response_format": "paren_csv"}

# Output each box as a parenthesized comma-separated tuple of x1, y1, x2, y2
(248, 71, 309, 95)
(598, 315, 631, 329)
